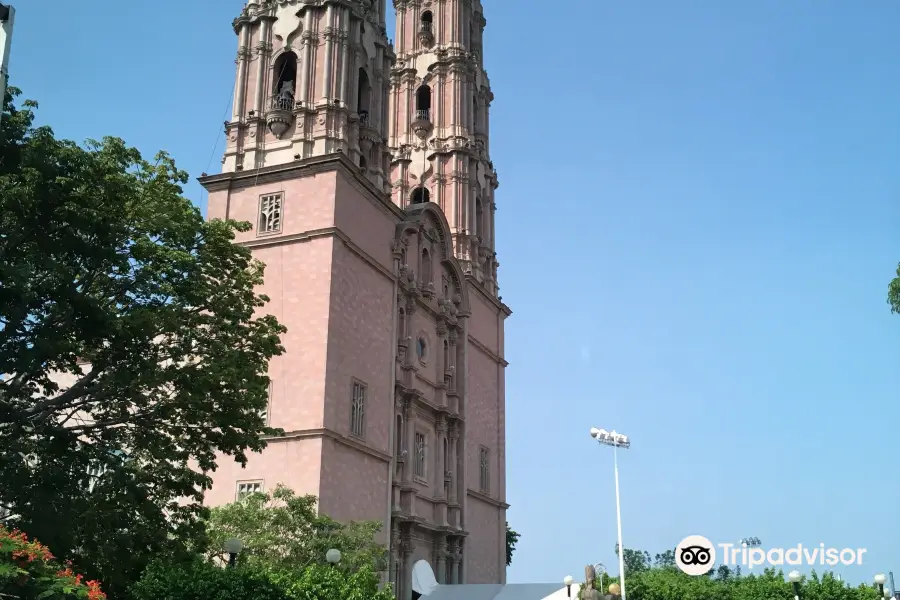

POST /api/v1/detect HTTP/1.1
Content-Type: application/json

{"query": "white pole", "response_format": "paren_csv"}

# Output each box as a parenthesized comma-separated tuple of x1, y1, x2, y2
(614, 444, 626, 600)
(0, 4, 14, 126)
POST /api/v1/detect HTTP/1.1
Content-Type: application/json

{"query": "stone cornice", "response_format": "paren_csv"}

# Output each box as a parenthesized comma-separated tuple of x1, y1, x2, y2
(198, 153, 405, 222)
(267, 427, 391, 463)
(466, 334, 507, 367)
(238, 226, 396, 283)
(467, 488, 509, 509)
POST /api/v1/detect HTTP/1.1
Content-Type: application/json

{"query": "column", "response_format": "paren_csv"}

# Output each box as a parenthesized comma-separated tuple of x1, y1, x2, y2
(232, 23, 251, 121)
(253, 19, 270, 113)
(322, 5, 335, 101)
(449, 540, 459, 584)
(404, 398, 415, 483)
(341, 11, 353, 104)
(448, 426, 459, 503)
(435, 539, 447, 584)
(403, 546, 414, 600)
(298, 10, 313, 104)
(432, 70, 442, 137)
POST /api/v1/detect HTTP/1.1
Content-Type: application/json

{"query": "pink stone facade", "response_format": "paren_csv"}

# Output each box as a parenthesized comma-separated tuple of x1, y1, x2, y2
(200, 0, 507, 595)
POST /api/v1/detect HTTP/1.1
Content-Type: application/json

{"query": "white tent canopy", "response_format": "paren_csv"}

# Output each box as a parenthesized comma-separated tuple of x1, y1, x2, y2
(412, 560, 580, 600)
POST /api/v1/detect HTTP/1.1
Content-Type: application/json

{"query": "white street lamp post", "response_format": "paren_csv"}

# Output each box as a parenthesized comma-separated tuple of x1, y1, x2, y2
(223, 538, 244, 568)
(564, 575, 574, 598)
(590, 427, 630, 600)
(325, 548, 342, 565)
(876, 574, 887, 599)
(788, 570, 802, 600)
(594, 563, 607, 594)
(0, 3, 13, 126)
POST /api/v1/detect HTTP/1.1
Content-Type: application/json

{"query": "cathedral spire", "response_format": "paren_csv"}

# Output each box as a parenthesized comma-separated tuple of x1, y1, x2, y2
(223, 0, 395, 192)
(388, 0, 499, 296)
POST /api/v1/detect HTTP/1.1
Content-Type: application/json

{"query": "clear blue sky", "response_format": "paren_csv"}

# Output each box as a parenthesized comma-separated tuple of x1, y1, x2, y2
(11, 0, 900, 588)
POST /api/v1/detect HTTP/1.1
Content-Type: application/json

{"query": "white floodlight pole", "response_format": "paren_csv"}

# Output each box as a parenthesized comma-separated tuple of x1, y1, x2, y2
(590, 427, 631, 600)
(0, 3, 14, 126)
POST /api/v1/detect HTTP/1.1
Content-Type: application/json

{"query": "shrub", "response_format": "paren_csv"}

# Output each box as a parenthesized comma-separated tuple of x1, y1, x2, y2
(0, 525, 106, 600)
(130, 560, 289, 600)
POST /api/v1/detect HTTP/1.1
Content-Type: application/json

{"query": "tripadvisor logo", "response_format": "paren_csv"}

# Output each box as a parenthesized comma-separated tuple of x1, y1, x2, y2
(675, 535, 868, 575)
(675, 535, 716, 576)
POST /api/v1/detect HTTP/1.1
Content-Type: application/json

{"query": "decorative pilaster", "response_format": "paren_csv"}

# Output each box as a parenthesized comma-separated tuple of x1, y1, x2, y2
(435, 538, 448, 584)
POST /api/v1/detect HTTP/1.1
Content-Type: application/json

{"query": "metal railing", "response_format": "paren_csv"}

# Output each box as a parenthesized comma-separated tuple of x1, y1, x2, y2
(419, 21, 433, 33)
(358, 110, 370, 128)
(414, 109, 431, 122)
(269, 93, 293, 111)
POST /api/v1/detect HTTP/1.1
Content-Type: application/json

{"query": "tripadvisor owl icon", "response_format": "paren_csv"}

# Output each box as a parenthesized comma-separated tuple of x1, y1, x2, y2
(676, 535, 716, 576)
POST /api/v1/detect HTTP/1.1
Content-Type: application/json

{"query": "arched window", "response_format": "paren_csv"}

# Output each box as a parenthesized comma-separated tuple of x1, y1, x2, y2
(272, 52, 298, 110)
(357, 68, 371, 124)
(420, 11, 433, 33)
(443, 339, 449, 368)
(415, 85, 432, 121)
(421, 247, 432, 284)
(411, 187, 430, 205)
(442, 437, 448, 473)
(359, 154, 367, 170)
(475, 198, 484, 239)
(398, 307, 406, 338)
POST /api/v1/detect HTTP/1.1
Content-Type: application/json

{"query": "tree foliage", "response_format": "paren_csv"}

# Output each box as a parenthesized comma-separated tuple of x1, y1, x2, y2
(889, 264, 900, 314)
(0, 525, 106, 600)
(133, 559, 393, 600)
(505, 522, 520, 567)
(205, 486, 387, 574)
(604, 547, 879, 600)
(131, 560, 289, 600)
(0, 87, 286, 596)
(267, 563, 393, 600)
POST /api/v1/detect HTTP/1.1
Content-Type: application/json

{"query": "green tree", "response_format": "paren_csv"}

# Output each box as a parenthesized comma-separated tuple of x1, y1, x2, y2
(133, 558, 394, 600)
(205, 485, 387, 573)
(131, 560, 289, 600)
(653, 550, 675, 569)
(506, 523, 520, 566)
(606, 547, 882, 600)
(614, 544, 652, 574)
(269, 563, 393, 600)
(0, 525, 107, 600)
(0, 87, 286, 596)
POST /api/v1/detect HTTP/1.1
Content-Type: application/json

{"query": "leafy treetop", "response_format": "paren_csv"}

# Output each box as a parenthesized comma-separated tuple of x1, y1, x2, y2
(0, 86, 286, 597)
(205, 485, 387, 574)
(608, 546, 880, 600)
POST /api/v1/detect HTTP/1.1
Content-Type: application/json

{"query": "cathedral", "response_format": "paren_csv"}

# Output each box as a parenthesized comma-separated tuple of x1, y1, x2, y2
(198, 0, 508, 595)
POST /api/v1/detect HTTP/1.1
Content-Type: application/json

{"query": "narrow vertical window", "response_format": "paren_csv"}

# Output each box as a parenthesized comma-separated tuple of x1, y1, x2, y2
(258, 193, 283, 234)
(414, 432, 427, 478)
(85, 463, 107, 493)
(475, 198, 484, 239)
(351, 381, 366, 439)
(415, 85, 432, 122)
(421, 247, 433, 284)
(479, 447, 490, 493)
(260, 380, 272, 425)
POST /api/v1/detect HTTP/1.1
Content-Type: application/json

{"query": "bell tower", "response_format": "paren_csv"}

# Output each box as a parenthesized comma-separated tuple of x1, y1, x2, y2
(388, 0, 499, 296)
(224, 0, 395, 192)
